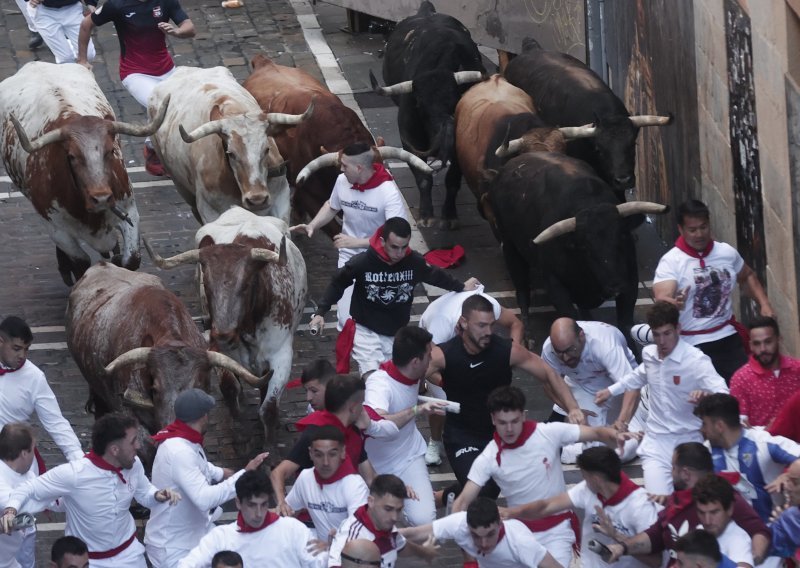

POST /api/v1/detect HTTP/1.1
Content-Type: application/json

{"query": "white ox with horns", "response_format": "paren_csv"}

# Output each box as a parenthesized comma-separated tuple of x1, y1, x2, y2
(148, 66, 313, 225)
(145, 207, 307, 444)
(0, 62, 169, 286)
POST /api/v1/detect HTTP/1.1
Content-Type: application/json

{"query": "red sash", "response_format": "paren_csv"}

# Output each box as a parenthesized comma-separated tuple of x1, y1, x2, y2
(88, 532, 136, 560)
(520, 510, 581, 551)
(336, 318, 357, 374)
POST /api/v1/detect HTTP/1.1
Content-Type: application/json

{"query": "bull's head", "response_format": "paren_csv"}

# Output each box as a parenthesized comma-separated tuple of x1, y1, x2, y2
(103, 343, 270, 432)
(10, 96, 170, 216)
(177, 101, 313, 212)
(494, 123, 599, 159)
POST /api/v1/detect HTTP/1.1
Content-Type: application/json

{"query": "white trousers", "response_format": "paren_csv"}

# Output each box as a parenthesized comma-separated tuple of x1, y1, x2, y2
(395, 456, 436, 527)
(637, 431, 702, 495)
(145, 544, 191, 568)
(33, 3, 95, 64)
(14, 0, 36, 32)
(88, 538, 147, 568)
(351, 324, 393, 376)
(121, 68, 176, 108)
(532, 519, 575, 568)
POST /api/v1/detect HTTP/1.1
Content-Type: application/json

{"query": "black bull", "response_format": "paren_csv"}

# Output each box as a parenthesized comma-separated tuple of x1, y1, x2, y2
(487, 152, 667, 336)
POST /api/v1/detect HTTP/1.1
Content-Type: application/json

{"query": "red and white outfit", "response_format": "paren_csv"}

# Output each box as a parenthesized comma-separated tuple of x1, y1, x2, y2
(285, 459, 369, 541)
(730, 355, 800, 427)
(607, 340, 728, 494)
(178, 512, 324, 568)
(432, 512, 549, 567)
(329, 166, 407, 331)
(467, 420, 582, 568)
(144, 421, 244, 568)
(328, 504, 407, 568)
(364, 362, 435, 526)
(6, 453, 161, 568)
(0, 360, 84, 469)
(716, 520, 753, 567)
(566, 474, 662, 568)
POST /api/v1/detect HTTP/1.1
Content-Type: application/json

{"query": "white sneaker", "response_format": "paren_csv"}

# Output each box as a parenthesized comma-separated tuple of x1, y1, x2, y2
(630, 323, 653, 346)
(425, 439, 444, 466)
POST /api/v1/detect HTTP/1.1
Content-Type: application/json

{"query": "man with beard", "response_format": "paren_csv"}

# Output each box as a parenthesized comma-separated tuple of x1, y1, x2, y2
(1, 414, 180, 568)
(425, 295, 584, 502)
(729, 317, 800, 428)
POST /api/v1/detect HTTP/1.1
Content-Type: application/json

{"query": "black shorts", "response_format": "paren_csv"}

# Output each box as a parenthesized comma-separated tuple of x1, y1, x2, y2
(696, 332, 748, 384)
(443, 426, 500, 499)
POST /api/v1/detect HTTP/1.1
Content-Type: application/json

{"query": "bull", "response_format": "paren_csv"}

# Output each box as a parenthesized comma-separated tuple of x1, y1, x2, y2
(144, 207, 307, 444)
(242, 54, 431, 235)
(486, 151, 667, 337)
(148, 66, 313, 225)
(503, 38, 671, 200)
(0, 62, 168, 286)
(370, 1, 485, 228)
(66, 262, 268, 461)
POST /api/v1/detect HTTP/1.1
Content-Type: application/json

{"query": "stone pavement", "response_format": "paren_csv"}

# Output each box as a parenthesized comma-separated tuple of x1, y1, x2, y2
(0, 0, 662, 565)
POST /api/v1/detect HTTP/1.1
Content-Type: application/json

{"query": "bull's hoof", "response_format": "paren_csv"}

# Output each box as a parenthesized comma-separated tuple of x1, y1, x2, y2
(418, 217, 436, 228)
(438, 218, 460, 231)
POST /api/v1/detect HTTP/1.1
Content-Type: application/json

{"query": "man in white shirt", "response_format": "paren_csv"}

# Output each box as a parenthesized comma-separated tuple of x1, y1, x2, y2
(402, 497, 562, 568)
(502, 446, 661, 568)
(596, 302, 728, 494)
(49, 536, 89, 568)
(145, 389, 269, 567)
(0, 423, 58, 568)
(340, 540, 381, 568)
(652, 199, 773, 382)
(1, 413, 180, 568)
(291, 142, 408, 331)
(692, 475, 753, 568)
(362, 326, 448, 526)
(284, 425, 369, 541)
(328, 474, 438, 568)
(453, 386, 622, 567)
(674, 529, 738, 568)
(0, 317, 83, 469)
(179, 469, 325, 568)
(541, 318, 644, 463)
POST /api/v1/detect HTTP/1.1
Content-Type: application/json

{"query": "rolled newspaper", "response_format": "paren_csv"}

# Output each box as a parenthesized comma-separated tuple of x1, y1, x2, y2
(418, 395, 460, 414)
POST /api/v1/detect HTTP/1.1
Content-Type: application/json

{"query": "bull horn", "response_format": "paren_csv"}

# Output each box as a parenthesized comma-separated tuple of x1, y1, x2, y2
(533, 217, 577, 245)
(558, 123, 597, 140)
(296, 152, 339, 186)
(122, 386, 155, 409)
(179, 119, 226, 143)
(250, 247, 280, 263)
(143, 238, 200, 269)
(453, 71, 485, 85)
(104, 347, 153, 374)
(495, 138, 524, 158)
(9, 114, 67, 153)
(616, 201, 669, 217)
(376, 146, 433, 174)
(110, 94, 171, 137)
(370, 69, 413, 96)
(207, 351, 271, 389)
(277, 236, 287, 266)
(265, 98, 314, 125)
(629, 114, 673, 127)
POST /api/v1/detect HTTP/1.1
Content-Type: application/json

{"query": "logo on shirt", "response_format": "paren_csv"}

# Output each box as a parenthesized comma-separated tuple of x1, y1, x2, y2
(742, 452, 754, 467)
(124, 11, 135, 17)
(469, 361, 484, 369)
(152, 5, 163, 18)
(366, 283, 414, 305)
(673, 375, 681, 385)
(340, 199, 378, 213)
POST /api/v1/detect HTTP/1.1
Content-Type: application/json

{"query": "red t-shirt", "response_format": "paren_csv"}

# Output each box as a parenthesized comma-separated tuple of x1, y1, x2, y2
(730, 355, 800, 427)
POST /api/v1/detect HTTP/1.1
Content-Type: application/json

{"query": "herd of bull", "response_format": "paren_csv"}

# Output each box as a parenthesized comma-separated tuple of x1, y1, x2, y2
(0, 1, 675, 454)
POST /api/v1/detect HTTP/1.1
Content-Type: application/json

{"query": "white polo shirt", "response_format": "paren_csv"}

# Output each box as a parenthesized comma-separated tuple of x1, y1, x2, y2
(328, 505, 407, 568)
(716, 520, 753, 567)
(432, 512, 548, 567)
(419, 286, 502, 345)
(285, 467, 369, 541)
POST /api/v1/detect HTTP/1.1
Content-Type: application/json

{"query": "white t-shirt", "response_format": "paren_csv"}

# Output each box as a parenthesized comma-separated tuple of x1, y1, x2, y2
(653, 242, 744, 344)
(432, 512, 548, 567)
(468, 422, 580, 506)
(285, 467, 369, 541)
(328, 173, 407, 265)
(716, 520, 753, 567)
(567, 480, 662, 568)
(328, 507, 407, 568)
(363, 369, 427, 474)
(419, 286, 502, 345)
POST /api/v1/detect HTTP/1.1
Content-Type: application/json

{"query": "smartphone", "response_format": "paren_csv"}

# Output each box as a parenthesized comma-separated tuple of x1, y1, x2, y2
(587, 539, 613, 563)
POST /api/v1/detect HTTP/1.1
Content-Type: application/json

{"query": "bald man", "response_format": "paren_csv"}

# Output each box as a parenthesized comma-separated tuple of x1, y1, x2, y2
(340, 539, 381, 568)
(541, 318, 647, 463)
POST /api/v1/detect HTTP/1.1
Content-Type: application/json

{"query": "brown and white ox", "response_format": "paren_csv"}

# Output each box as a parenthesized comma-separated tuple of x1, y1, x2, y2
(144, 207, 307, 444)
(147, 66, 313, 225)
(0, 62, 168, 286)
(242, 54, 431, 236)
(66, 262, 268, 462)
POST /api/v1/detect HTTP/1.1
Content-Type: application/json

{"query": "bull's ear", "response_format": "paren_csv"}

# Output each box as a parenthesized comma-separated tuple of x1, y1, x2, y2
(210, 104, 223, 122)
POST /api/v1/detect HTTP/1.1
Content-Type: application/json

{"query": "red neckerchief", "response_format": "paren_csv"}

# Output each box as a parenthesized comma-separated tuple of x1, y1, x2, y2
(369, 226, 411, 264)
(351, 163, 393, 191)
(675, 236, 714, 268)
(314, 456, 357, 487)
(380, 360, 417, 386)
(0, 361, 24, 376)
(598, 473, 640, 507)
(296, 411, 365, 469)
(664, 489, 693, 522)
(717, 471, 741, 485)
(354, 504, 395, 554)
(85, 450, 126, 484)
(151, 420, 204, 445)
(494, 420, 537, 465)
(236, 511, 279, 533)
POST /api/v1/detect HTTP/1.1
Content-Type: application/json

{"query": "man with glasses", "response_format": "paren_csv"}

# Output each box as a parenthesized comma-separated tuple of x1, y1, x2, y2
(542, 318, 646, 463)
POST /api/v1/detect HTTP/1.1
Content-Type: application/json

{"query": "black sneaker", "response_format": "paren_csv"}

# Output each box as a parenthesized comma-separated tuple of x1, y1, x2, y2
(28, 31, 43, 50)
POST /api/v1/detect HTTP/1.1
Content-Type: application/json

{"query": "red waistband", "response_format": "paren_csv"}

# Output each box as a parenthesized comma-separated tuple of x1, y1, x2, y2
(88, 532, 136, 560)
(680, 317, 733, 336)
(519, 510, 581, 552)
